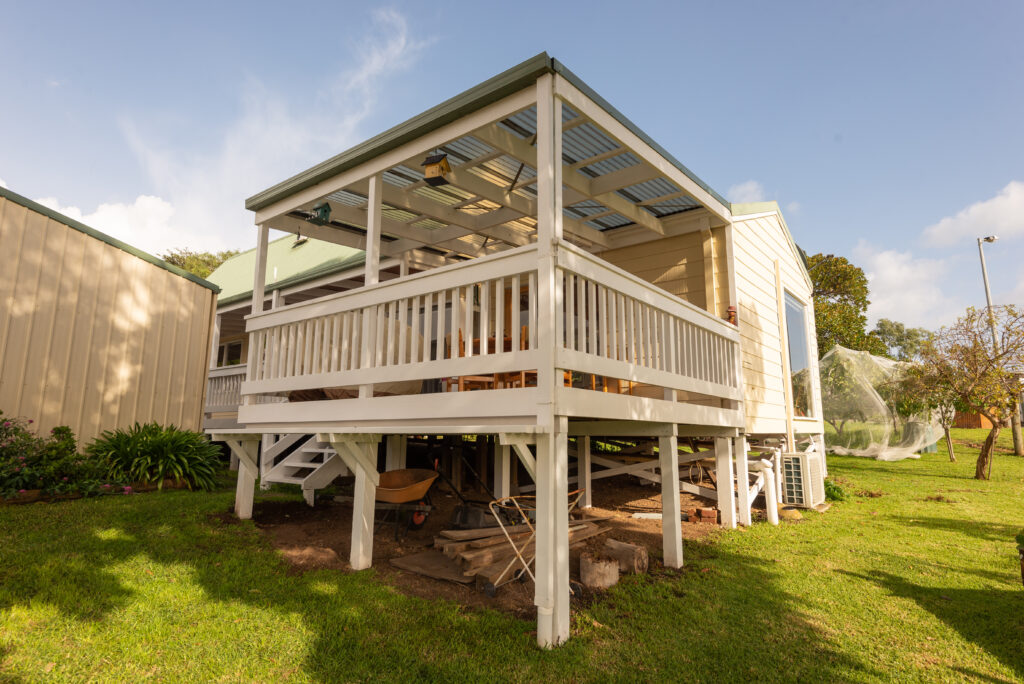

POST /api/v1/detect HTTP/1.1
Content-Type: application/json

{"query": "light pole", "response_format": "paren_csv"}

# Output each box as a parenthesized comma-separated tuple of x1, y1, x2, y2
(977, 236, 1023, 455)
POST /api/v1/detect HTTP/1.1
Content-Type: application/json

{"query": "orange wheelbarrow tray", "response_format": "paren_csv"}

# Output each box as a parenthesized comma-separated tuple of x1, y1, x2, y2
(376, 468, 439, 504)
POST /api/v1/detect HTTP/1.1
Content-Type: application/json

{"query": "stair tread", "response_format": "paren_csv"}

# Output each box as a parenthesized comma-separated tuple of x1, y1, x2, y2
(264, 475, 306, 485)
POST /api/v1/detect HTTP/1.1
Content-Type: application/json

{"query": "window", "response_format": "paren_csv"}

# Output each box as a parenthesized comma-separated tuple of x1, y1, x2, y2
(784, 292, 813, 418)
(218, 341, 243, 367)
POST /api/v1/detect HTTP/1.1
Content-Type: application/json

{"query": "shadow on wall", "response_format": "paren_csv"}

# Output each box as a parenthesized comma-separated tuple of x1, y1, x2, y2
(0, 492, 881, 682)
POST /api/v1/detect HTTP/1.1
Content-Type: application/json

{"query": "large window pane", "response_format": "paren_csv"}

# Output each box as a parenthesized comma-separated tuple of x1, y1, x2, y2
(784, 293, 813, 417)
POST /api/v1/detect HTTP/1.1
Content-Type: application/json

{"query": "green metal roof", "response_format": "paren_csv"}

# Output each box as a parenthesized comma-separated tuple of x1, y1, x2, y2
(245, 53, 731, 214)
(206, 234, 365, 307)
(0, 185, 219, 292)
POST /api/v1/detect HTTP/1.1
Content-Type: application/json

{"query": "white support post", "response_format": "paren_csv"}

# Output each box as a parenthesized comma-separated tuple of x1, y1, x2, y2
(715, 436, 737, 529)
(659, 430, 683, 568)
(252, 224, 270, 315)
(329, 436, 381, 570)
(209, 314, 221, 370)
(220, 437, 261, 520)
(535, 72, 563, 432)
(365, 175, 382, 286)
(534, 417, 570, 648)
(734, 436, 751, 527)
(494, 444, 511, 499)
(385, 435, 407, 471)
(580, 435, 592, 509)
(750, 459, 779, 525)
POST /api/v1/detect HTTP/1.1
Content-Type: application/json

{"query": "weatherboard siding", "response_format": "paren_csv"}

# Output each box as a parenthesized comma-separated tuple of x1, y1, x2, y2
(0, 194, 217, 443)
(732, 212, 823, 436)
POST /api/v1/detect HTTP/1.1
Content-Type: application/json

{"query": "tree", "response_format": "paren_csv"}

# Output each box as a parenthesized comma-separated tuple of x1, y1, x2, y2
(872, 319, 931, 361)
(160, 248, 240, 278)
(908, 305, 1024, 479)
(807, 254, 887, 358)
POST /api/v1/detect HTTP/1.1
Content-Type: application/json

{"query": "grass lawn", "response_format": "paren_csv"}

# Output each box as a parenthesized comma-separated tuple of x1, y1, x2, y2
(2, 428, 1022, 683)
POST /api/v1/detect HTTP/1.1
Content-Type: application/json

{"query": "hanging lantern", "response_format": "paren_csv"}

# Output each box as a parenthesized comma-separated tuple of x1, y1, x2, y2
(309, 202, 331, 226)
(421, 153, 451, 187)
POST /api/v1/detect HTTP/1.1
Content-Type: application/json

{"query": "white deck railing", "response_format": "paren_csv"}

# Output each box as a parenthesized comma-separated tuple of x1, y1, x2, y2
(238, 240, 742, 419)
(206, 365, 247, 412)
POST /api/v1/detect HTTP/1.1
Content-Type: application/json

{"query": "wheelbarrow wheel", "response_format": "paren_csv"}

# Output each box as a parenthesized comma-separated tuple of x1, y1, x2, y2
(409, 500, 428, 530)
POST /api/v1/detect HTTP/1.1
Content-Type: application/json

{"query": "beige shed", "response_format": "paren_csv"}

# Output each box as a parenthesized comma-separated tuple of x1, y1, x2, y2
(0, 186, 220, 443)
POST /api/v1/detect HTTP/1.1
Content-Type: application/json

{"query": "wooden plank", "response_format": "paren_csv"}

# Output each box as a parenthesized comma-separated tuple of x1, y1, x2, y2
(390, 550, 474, 584)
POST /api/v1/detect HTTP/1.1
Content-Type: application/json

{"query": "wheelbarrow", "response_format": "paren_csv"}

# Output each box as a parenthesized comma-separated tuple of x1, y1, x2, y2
(374, 468, 439, 540)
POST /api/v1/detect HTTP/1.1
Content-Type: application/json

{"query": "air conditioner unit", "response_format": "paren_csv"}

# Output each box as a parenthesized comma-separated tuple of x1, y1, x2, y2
(780, 451, 825, 508)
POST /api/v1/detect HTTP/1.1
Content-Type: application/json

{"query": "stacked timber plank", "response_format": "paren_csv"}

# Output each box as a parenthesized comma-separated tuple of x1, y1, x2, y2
(433, 521, 609, 587)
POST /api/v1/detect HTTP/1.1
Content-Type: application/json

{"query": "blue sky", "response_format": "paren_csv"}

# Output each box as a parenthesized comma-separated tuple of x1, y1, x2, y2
(2, 1, 1021, 328)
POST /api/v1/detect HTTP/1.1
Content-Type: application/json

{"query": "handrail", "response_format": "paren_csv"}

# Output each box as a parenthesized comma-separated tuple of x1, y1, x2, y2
(245, 242, 540, 331)
(208, 364, 247, 378)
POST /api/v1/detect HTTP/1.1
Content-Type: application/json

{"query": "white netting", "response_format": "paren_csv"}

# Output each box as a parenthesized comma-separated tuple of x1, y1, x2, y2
(818, 345, 940, 461)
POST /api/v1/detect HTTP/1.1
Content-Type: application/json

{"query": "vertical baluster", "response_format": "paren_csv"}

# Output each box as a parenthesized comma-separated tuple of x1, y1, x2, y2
(284, 324, 295, 377)
(410, 296, 420, 365)
(423, 292, 434, 363)
(597, 284, 606, 358)
(436, 289, 446, 360)
(495, 277, 505, 355)
(615, 294, 625, 362)
(311, 318, 322, 375)
(463, 285, 473, 358)
(510, 275, 521, 351)
(528, 270, 538, 349)
(480, 280, 490, 357)
(375, 304, 386, 368)
(339, 312, 350, 371)
(398, 298, 408, 366)
(587, 280, 597, 355)
(565, 272, 575, 350)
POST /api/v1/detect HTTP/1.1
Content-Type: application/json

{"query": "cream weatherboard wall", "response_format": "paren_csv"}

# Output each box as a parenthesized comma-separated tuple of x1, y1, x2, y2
(731, 207, 824, 437)
(0, 188, 219, 444)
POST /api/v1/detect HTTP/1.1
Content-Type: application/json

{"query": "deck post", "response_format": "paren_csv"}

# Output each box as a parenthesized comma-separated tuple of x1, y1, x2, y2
(252, 224, 269, 315)
(494, 444, 511, 499)
(385, 435, 407, 471)
(659, 429, 683, 568)
(217, 436, 261, 520)
(209, 314, 221, 370)
(734, 436, 751, 526)
(365, 174, 382, 286)
(715, 436, 737, 528)
(534, 417, 570, 648)
(580, 435, 592, 509)
(326, 435, 381, 570)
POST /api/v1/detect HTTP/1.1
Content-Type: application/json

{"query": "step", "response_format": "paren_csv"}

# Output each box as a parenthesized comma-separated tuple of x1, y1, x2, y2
(264, 474, 307, 485)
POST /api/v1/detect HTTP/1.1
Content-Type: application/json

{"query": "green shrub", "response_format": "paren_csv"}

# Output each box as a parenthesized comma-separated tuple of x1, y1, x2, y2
(824, 477, 849, 502)
(1016, 530, 1024, 547)
(86, 423, 220, 491)
(0, 413, 110, 498)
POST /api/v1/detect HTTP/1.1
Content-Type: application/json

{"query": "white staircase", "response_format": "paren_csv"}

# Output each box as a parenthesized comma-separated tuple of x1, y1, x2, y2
(260, 435, 350, 505)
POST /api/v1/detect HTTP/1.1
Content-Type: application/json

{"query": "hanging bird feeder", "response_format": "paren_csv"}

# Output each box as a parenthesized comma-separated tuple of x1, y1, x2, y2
(421, 153, 451, 187)
(309, 202, 331, 226)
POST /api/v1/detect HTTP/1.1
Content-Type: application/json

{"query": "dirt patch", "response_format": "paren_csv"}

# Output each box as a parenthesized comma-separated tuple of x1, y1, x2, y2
(855, 490, 885, 498)
(249, 475, 721, 617)
(924, 494, 957, 503)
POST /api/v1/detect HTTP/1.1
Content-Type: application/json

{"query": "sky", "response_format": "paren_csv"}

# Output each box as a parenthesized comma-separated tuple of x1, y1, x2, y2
(1, 0, 1022, 329)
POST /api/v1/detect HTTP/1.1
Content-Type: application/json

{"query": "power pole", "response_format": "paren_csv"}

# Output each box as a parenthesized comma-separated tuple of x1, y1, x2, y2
(978, 237, 1023, 455)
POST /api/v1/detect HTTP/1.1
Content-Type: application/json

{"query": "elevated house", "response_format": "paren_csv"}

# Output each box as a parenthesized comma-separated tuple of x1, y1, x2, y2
(209, 54, 825, 647)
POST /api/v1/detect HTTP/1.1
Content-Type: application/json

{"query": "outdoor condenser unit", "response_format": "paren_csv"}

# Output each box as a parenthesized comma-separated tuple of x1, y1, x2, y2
(780, 451, 826, 509)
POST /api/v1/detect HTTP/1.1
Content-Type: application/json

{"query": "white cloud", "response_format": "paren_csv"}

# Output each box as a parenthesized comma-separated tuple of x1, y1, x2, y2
(785, 201, 801, 215)
(922, 181, 1024, 247)
(0, 177, 6, 188)
(727, 180, 766, 203)
(854, 240, 963, 329)
(32, 195, 201, 256)
(118, 8, 428, 255)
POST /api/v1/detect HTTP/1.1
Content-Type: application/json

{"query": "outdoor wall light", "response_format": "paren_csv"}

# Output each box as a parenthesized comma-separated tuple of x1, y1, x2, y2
(981, 235, 999, 243)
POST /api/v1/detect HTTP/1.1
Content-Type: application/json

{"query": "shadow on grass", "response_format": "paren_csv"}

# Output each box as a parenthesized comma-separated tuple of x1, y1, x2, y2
(890, 515, 1021, 544)
(844, 570, 1024, 679)
(0, 492, 879, 681)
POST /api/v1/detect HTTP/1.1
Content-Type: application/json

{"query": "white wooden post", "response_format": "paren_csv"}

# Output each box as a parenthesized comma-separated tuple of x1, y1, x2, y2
(715, 436, 737, 529)
(328, 436, 381, 570)
(209, 314, 221, 370)
(494, 444, 511, 499)
(252, 224, 270, 315)
(752, 459, 779, 525)
(659, 431, 683, 568)
(734, 436, 752, 526)
(385, 435, 407, 471)
(365, 175, 382, 286)
(219, 436, 260, 519)
(534, 418, 570, 648)
(580, 435, 592, 509)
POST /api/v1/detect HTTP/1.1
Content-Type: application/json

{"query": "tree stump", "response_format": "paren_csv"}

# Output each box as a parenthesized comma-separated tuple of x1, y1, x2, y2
(603, 539, 649, 574)
(580, 552, 619, 589)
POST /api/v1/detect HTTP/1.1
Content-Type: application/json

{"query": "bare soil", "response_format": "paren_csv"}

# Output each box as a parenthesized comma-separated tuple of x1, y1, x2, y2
(250, 475, 720, 617)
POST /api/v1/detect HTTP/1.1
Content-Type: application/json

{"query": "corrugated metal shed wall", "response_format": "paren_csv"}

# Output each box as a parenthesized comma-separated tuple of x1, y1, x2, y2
(0, 194, 217, 443)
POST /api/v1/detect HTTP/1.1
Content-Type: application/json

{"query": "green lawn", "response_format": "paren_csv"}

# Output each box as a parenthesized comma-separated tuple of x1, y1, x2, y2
(2, 429, 1022, 683)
